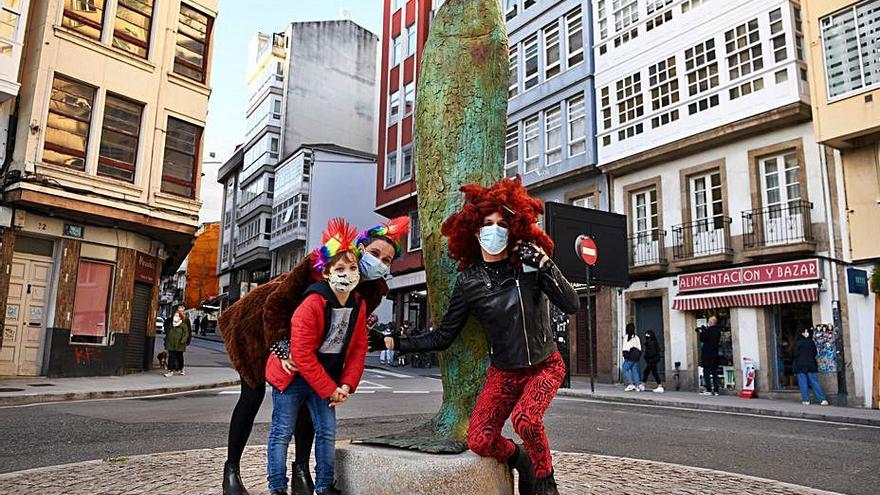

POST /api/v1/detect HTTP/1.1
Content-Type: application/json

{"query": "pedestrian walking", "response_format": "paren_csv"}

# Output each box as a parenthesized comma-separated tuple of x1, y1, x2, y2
(164, 306, 192, 377)
(622, 323, 643, 392)
(793, 328, 829, 406)
(697, 316, 722, 396)
(380, 324, 396, 366)
(194, 315, 203, 336)
(642, 330, 664, 393)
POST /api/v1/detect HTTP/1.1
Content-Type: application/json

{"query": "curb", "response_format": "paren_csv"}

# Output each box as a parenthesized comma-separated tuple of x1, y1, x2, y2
(0, 378, 240, 407)
(557, 389, 880, 427)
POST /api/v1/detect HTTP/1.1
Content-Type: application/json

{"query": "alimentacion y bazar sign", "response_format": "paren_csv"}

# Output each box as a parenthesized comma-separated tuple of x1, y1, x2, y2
(678, 259, 820, 293)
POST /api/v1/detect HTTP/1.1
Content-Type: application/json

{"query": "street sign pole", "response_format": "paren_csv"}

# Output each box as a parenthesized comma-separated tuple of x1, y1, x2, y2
(586, 264, 595, 393)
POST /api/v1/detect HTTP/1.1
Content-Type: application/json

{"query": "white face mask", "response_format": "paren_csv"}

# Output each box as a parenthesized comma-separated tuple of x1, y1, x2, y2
(478, 224, 509, 255)
(328, 271, 360, 293)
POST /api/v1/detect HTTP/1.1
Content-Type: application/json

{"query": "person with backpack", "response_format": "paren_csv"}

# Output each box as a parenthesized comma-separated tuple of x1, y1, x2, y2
(642, 330, 663, 393)
(622, 323, 643, 392)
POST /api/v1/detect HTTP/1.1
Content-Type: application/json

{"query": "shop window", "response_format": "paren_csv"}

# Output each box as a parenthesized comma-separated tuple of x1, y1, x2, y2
(694, 310, 734, 388)
(174, 3, 213, 83)
(161, 117, 202, 198)
(44, 75, 95, 171)
(112, 0, 154, 58)
(71, 260, 114, 344)
(98, 93, 144, 183)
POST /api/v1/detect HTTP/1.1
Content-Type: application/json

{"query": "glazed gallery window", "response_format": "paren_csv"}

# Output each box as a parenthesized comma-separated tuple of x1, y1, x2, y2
(725, 18, 763, 81)
(70, 260, 114, 345)
(505, 124, 519, 178)
(523, 115, 539, 173)
(98, 93, 144, 182)
(509, 45, 519, 98)
(161, 117, 202, 198)
(62, 0, 107, 40)
(523, 35, 539, 90)
(613, 0, 638, 32)
(567, 95, 586, 157)
(769, 8, 787, 63)
(821, 0, 880, 98)
(544, 105, 562, 166)
(543, 22, 561, 80)
(597, 0, 608, 41)
(174, 3, 213, 83)
(0, 0, 22, 56)
(44, 75, 95, 171)
(565, 8, 584, 67)
(112, 0, 154, 58)
(649, 56, 680, 128)
(685, 38, 719, 96)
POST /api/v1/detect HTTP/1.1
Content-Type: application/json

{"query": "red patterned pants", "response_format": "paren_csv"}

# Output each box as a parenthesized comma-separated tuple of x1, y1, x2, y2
(466, 352, 566, 478)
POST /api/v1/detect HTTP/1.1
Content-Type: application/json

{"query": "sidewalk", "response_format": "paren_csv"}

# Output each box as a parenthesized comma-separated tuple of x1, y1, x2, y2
(559, 377, 880, 427)
(0, 336, 239, 407)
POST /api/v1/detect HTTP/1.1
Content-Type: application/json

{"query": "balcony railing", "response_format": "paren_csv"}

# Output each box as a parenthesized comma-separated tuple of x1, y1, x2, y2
(672, 217, 732, 260)
(742, 201, 813, 249)
(628, 229, 667, 267)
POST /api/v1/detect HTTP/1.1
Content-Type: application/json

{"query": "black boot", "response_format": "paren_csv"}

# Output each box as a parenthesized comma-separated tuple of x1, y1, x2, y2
(316, 485, 342, 495)
(291, 462, 315, 495)
(222, 461, 250, 495)
(507, 444, 537, 495)
(536, 470, 559, 495)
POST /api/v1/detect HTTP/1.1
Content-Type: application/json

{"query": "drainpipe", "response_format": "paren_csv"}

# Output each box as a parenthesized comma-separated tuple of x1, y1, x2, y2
(819, 144, 847, 405)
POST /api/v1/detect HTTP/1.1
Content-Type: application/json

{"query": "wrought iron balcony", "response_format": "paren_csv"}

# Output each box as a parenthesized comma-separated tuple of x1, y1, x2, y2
(672, 217, 733, 261)
(742, 201, 814, 250)
(628, 229, 667, 268)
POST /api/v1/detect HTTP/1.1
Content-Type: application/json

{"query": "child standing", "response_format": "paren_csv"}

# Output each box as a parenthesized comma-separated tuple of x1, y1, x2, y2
(265, 219, 369, 495)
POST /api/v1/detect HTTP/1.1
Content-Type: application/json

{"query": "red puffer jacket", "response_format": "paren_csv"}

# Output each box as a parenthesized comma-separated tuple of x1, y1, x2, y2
(265, 282, 368, 398)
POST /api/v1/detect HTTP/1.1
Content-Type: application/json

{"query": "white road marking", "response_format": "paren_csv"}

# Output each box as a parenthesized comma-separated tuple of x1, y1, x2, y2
(218, 390, 240, 395)
(355, 380, 391, 391)
(366, 368, 413, 379)
(392, 391, 431, 394)
(555, 396, 880, 430)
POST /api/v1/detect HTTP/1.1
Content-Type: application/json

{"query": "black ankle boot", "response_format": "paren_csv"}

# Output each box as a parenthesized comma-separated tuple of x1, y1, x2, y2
(316, 485, 342, 495)
(506, 444, 537, 495)
(536, 470, 559, 495)
(222, 461, 250, 495)
(291, 462, 315, 495)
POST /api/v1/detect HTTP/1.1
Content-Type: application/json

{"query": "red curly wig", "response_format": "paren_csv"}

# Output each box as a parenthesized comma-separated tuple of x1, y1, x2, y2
(441, 176, 554, 271)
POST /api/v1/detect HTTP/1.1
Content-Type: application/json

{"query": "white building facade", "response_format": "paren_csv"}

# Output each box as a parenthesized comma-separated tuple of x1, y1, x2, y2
(596, 0, 869, 405)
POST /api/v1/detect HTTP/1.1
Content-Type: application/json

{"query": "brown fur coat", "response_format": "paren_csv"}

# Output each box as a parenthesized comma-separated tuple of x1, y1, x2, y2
(218, 254, 388, 388)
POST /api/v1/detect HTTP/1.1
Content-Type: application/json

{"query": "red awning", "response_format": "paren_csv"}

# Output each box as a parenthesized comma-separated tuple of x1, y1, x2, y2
(672, 284, 819, 311)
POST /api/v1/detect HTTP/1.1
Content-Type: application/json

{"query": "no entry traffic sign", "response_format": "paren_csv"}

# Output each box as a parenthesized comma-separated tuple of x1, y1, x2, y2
(576, 235, 598, 266)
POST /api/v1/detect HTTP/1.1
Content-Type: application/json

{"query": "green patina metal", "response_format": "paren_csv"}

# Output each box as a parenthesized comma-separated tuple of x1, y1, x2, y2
(361, 0, 507, 453)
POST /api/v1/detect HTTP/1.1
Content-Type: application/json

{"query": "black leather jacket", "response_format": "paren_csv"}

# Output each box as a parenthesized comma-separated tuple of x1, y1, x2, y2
(397, 260, 579, 370)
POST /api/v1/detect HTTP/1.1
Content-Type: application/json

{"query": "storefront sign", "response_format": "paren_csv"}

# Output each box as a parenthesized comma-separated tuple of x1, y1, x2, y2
(63, 223, 84, 239)
(678, 259, 820, 293)
(846, 268, 869, 296)
(135, 253, 158, 285)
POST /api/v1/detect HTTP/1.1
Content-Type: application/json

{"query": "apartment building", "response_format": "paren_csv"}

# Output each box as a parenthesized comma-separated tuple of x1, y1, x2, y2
(802, 0, 878, 408)
(0, 0, 218, 377)
(217, 21, 379, 304)
(596, 0, 869, 404)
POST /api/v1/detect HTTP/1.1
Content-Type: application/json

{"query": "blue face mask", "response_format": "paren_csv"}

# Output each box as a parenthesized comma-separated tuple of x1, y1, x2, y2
(359, 251, 391, 280)
(478, 224, 509, 255)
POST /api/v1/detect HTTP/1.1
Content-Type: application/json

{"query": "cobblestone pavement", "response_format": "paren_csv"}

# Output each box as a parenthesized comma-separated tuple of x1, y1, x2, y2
(0, 446, 839, 495)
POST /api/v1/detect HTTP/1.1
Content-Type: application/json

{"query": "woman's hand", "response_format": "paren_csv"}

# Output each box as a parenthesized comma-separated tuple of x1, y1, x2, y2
(281, 358, 298, 375)
(329, 386, 350, 408)
(384, 337, 395, 350)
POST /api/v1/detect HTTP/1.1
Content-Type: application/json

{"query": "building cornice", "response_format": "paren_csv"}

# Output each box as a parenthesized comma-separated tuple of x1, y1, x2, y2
(599, 102, 812, 177)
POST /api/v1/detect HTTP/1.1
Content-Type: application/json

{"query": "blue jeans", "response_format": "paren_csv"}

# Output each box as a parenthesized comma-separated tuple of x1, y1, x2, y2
(268, 376, 337, 493)
(796, 372, 826, 403)
(622, 360, 641, 385)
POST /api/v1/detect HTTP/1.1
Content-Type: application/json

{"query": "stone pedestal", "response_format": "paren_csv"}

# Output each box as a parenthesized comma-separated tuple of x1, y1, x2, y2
(335, 442, 513, 495)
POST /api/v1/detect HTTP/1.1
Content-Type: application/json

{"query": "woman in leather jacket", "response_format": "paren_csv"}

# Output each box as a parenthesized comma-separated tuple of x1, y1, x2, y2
(385, 178, 579, 495)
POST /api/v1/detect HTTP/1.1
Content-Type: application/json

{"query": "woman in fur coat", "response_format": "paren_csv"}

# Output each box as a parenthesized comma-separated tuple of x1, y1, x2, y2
(219, 218, 408, 495)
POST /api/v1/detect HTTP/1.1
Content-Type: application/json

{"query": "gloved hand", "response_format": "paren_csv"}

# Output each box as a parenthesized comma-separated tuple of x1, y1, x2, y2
(516, 242, 546, 269)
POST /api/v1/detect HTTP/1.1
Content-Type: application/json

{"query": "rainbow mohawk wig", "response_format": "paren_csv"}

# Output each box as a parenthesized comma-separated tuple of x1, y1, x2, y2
(356, 216, 411, 258)
(313, 218, 360, 273)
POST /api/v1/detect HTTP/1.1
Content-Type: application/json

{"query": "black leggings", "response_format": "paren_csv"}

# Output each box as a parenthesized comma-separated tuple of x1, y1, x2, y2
(642, 362, 661, 384)
(226, 376, 315, 466)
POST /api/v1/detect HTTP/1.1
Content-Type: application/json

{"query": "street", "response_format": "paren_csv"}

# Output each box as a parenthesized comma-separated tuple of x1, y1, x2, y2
(0, 341, 877, 495)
